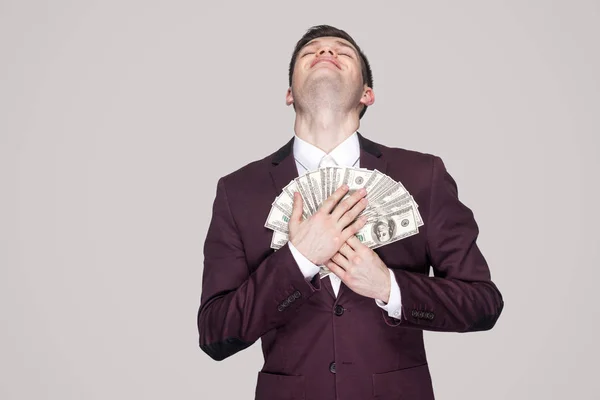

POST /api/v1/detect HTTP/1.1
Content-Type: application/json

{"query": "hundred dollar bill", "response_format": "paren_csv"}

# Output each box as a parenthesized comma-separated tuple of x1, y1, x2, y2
(295, 175, 318, 216)
(362, 193, 411, 218)
(265, 204, 291, 234)
(361, 169, 387, 198)
(355, 206, 419, 249)
(377, 195, 423, 226)
(367, 175, 396, 203)
(270, 230, 289, 250)
(272, 193, 293, 217)
(298, 175, 318, 216)
(272, 190, 308, 220)
(280, 180, 309, 219)
(325, 167, 333, 198)
(363, 195, 423, 226)
(331, 166, 344, 193)
(320, 168, 328, 203)
(369, 181, 409, 207)
(341, 167, 374, 194)
(306, 170, 325, 211)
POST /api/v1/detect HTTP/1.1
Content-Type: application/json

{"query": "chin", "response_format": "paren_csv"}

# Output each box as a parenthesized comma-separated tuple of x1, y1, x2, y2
(305, 76, 344, 94)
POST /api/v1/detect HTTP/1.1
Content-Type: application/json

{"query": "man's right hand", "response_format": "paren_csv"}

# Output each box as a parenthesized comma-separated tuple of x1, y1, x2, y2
(289, 185, 368, 265)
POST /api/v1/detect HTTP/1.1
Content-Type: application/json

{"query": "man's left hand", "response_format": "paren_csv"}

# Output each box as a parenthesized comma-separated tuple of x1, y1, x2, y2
(326, 236, 391, 303)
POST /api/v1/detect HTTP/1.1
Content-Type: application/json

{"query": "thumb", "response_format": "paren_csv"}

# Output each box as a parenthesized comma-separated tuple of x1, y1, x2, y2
(290, 192, 303, 226)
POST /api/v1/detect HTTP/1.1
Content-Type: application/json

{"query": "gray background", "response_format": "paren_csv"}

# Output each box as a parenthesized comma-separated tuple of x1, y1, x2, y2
(1, 1, 598, 399)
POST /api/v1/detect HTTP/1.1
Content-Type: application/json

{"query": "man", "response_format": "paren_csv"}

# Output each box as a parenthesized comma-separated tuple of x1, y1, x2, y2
(197, 25, 503, 400)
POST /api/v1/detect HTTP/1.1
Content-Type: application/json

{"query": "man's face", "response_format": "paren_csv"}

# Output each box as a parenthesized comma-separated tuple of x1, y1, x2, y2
(286, 36, 373, 110)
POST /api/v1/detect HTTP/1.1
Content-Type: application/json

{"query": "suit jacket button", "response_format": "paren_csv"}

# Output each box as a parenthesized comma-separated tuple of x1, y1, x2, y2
(334, 305, 344, 316)
(329, 362, 336, 374)
(293, 290, 302, 299)
(283, 299, 290, 307)
(288, 295, 295, 303)
(277, 305, 284, 312)
(428, 312, 435, 320)
(418, 311, 425, 319)
(411, 310, 418, 317)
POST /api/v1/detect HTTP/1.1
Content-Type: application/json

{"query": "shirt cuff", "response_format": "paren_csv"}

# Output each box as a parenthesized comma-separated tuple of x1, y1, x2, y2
(375, 268, 402, 319)
(288, 241, 320, 279)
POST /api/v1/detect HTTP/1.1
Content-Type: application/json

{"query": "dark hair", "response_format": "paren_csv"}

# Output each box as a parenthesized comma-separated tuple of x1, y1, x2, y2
(288, 25, 373, 119)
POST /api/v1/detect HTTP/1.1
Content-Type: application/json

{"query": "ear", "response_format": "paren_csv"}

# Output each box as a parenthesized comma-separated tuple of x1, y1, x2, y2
(285, 87, 294, 106)
(359, 86, 375, 107)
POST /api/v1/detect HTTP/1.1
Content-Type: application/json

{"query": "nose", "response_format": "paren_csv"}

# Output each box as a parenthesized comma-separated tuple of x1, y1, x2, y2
(317, 46, 336, 57)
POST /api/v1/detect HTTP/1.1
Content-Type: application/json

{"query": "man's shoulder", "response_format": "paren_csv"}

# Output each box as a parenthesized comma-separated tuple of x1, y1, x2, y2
(216, 144, 285, 188)
(373, 138, 439, 169)
(362, 136, 445, 188)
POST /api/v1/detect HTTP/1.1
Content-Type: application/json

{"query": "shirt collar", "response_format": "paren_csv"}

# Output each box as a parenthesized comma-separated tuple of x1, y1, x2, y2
(293, 132, 360, 172)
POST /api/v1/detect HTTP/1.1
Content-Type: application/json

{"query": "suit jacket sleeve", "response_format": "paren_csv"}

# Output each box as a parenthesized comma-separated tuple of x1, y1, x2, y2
(197, 177, 322, 361)
(384, 156, 504, 331)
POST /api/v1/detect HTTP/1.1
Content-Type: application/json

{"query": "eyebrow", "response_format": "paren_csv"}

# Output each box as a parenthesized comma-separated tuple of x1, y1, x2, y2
(302, 40, 358, 55)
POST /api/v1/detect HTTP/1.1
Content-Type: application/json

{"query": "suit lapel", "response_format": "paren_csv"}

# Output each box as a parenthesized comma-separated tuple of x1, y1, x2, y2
(356, 131, 388, 174)
(269, 137, 298, 194)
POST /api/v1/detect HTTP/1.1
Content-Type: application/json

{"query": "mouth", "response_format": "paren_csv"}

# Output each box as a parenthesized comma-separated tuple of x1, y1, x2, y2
(311, 58, 341, 69)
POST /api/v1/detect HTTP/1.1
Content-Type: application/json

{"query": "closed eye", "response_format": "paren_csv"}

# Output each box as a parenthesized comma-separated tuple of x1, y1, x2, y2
(301, 52, 314, 57)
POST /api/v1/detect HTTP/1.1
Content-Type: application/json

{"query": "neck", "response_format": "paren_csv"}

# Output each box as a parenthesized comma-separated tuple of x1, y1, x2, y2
(294, 109, 360, 153)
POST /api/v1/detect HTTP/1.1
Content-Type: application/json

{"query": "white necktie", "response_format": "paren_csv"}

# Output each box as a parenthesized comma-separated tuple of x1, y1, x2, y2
(317, 154, 342, 295)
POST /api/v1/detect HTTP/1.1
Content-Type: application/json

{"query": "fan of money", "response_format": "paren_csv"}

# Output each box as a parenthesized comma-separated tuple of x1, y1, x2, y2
(265, 166, 423, 277)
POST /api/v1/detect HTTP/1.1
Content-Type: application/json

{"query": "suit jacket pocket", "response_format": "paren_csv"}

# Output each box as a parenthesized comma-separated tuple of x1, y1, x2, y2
(372, 363, 434, 400)
(255, 371, 305, 400)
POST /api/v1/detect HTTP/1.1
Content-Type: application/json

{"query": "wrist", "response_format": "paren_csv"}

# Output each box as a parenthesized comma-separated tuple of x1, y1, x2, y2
(379, 269, 391, 303)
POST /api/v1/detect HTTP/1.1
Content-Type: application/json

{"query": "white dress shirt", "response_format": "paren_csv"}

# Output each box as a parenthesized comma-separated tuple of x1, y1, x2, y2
(287, 132, 402, 319)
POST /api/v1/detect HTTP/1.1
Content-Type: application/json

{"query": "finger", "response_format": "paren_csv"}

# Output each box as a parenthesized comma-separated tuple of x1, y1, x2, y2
(346, 235, 364, 250)
(337, 197, 368, 229)
(326, 260, 348, 281)
(332, 252, 349, 269)
(290, 192, 303, 225)
(318, 184, 349, 214)
(331, 187, 367, 221)
(338, 242, 354, 258)
(341, 215, 368, 242)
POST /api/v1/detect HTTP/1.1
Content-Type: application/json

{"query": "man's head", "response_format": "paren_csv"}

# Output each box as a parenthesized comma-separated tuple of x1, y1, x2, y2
(286, 25, 374, 119)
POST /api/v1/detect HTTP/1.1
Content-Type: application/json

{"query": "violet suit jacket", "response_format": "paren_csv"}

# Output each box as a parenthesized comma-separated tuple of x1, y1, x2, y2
(197, 133, 504, 400)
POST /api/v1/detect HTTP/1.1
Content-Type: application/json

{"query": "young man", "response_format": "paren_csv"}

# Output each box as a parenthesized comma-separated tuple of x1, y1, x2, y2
(197, 25, 503, 400)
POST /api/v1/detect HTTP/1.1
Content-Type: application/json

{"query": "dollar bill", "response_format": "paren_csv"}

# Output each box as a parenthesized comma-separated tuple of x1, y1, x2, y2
(280, 180, 309, 219)
(369, 181, 408, 206)
(270, 230, 289, 250)
(363, 196, 423, 226)
(265, 204, 291, 234)
(341, 167, 374, 194)
(355, 206, 419, 249)
(306, 170, 325, 211)
(367, 175, 396, 203)
(295, 175, 317, 216)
